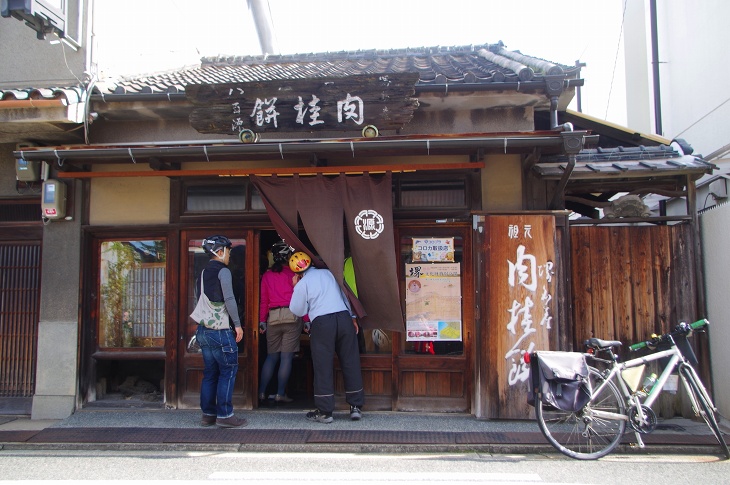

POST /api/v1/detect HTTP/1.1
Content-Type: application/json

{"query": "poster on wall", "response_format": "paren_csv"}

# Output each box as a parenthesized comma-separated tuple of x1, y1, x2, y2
(411, 238, 454, 262)
(405, 262, 462, 341)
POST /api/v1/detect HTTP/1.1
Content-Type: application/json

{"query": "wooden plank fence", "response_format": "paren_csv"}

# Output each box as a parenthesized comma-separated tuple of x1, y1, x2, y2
(570, 223, 707, 417)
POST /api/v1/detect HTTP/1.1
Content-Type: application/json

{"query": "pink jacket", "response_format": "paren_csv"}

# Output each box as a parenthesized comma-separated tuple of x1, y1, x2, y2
(259, 266, 296, 322)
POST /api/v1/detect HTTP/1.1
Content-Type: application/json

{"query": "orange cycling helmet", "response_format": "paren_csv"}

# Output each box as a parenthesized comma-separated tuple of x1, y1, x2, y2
(289, 251, 312, 273)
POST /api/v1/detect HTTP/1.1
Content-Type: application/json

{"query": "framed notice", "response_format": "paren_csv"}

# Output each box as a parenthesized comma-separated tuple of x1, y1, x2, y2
(405, 263, 462, 341)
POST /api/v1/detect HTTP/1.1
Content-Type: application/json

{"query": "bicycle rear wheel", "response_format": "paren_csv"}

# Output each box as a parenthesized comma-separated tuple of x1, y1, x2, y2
(536, 366, 626, 460)
(679, 364, 730, 459)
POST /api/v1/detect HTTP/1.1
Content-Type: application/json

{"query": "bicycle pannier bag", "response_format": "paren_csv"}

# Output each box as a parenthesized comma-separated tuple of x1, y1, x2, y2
(528, 351, 592, 412)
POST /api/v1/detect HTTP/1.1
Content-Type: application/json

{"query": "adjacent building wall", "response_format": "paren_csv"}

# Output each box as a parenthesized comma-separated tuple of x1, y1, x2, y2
(700, 203, 730, 418)
(0, 1, 89, 89)
(624, 0, 730, 156)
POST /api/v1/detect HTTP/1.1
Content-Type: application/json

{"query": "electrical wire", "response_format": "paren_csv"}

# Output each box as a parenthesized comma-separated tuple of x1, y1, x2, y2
(674, 96, 730, 139)
(59, 39, 83, 85)
(605, 0, 629, 120)
(702, 191, 714, 210)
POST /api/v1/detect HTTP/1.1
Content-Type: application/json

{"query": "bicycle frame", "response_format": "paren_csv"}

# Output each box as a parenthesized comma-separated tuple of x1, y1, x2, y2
(531, 319, 728, 459)
(593, 347, 679, 407)
(588, 340, 706, 448)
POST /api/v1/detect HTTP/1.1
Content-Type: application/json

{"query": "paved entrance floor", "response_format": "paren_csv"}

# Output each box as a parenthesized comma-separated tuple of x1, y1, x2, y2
(0, 409, 727, 456)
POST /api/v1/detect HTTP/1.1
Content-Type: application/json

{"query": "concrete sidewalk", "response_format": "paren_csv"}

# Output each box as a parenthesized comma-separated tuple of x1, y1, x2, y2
(0, 409, 727, 456)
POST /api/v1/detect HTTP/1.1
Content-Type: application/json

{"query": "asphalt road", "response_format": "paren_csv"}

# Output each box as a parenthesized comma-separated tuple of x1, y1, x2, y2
(0, 449, 727, 484)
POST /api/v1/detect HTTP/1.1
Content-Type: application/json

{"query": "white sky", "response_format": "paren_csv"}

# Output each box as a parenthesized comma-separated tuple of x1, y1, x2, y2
(93, 0, 627, 124)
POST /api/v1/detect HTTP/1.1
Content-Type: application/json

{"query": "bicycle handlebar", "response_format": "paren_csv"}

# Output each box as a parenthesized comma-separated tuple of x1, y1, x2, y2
(629, 319, 708, 351)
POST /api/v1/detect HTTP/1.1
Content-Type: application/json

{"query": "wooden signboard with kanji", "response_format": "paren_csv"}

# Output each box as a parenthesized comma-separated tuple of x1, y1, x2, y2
(186, 73, 419, 135)
(486, 215, 557, 419)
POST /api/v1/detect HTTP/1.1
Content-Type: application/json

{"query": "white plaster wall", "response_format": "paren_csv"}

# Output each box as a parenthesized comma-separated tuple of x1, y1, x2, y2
(700, 203, 730, 418)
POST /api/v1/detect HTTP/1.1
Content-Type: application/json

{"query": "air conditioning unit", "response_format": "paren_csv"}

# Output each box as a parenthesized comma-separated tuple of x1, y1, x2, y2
(709, 178, 728, 198)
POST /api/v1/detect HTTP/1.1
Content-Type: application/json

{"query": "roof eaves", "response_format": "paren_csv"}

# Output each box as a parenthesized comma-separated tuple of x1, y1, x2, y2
(565, 109, 672, 146)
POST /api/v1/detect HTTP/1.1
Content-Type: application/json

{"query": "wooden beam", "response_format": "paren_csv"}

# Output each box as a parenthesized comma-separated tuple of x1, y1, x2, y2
(56, 161, 484, 179)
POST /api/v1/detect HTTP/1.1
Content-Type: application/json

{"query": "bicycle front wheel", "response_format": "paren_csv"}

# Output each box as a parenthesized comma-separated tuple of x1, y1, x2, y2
(536, 366, 626, 460)
(679, 364, 730, 459)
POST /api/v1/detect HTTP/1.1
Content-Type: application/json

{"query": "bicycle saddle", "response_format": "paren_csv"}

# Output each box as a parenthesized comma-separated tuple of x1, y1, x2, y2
(584, 338, 622, 350)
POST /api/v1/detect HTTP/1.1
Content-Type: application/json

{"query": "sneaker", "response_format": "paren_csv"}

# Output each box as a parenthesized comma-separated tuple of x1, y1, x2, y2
(258, 393, 267, 402)
(201, 414, 216, 427)
(350, 405, 362, 421)
(216, 415, 248, 428)
(275, 394, 293, 403)
(306, 409, 333, 424)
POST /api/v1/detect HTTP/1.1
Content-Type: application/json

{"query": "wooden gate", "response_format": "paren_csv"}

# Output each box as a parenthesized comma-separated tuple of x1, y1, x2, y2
(0, 242, 41, 414)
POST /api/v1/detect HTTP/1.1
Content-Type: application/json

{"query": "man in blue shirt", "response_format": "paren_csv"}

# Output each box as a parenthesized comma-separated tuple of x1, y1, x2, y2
(288, 252, 364, 423)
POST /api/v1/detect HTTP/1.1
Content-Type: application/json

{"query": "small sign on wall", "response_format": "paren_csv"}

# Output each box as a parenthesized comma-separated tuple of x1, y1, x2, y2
(411, 238, 454, 262)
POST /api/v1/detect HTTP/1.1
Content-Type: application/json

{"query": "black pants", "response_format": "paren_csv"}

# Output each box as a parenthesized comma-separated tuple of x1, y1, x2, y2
(309, 310, 364, 413)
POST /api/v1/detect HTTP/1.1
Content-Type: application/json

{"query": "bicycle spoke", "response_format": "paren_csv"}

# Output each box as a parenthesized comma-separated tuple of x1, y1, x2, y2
(536, 367, 626, 460)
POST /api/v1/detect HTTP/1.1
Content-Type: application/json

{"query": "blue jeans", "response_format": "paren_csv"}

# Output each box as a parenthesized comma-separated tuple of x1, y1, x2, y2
(196, 326, 239, 418)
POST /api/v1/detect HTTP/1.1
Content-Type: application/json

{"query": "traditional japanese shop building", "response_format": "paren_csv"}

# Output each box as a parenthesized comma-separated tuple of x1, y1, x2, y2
(0, 43, 714, 419)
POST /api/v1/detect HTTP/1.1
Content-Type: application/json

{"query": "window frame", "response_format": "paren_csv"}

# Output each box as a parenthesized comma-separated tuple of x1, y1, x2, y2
(173, 178, 268, 224)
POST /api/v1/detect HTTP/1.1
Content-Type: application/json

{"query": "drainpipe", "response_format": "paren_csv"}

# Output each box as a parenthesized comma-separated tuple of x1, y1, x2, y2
(650, 0, 663, 135)
(549, 128, 583, 210)
(248, 0, 278, 55)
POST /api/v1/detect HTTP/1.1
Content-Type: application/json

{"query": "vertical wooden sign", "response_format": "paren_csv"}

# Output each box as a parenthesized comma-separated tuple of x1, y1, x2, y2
(487, 215, 557, 419)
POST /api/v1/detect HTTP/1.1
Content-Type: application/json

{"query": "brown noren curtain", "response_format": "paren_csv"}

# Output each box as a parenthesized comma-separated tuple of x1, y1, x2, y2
(251, 173, 403, 331)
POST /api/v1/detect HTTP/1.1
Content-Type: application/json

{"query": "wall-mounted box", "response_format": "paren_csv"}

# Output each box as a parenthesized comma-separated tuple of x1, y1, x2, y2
(41, 179, 66, 219)
(16, 158, 41, 181)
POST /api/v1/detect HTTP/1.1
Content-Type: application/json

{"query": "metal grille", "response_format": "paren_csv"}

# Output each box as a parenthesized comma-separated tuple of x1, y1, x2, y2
(0, 243, 41, 397)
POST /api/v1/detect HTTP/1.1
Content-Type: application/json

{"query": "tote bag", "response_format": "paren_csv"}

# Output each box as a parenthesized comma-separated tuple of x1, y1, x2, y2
(190, 270, 230, 329)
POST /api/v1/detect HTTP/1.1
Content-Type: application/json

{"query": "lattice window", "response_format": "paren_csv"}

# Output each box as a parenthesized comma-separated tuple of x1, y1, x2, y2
(0, 243, 40, 397)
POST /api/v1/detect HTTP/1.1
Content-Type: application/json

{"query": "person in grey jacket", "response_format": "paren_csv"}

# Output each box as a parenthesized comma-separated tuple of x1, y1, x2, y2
(288, 251, 364, 424)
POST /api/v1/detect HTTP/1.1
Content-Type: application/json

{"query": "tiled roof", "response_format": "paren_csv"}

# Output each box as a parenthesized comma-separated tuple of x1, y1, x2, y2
(103, 42, 580, 95)
(534, 146, 715, 180)
(0, 86, 83, 103)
